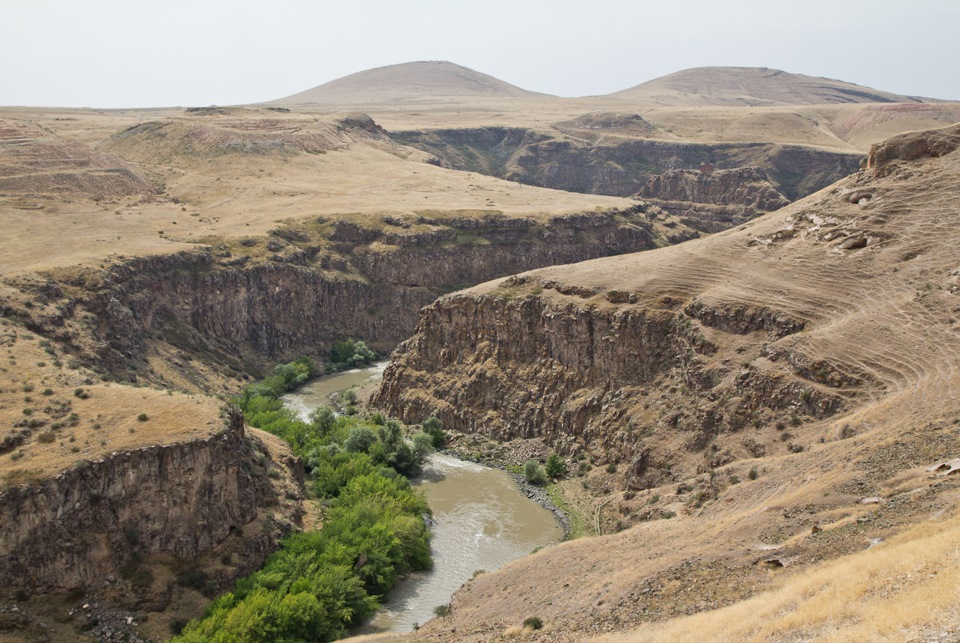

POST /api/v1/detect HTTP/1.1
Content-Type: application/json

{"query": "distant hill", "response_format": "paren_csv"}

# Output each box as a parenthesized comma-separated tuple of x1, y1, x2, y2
(612, 66, 930, 106)
(273, 61, 542, 105)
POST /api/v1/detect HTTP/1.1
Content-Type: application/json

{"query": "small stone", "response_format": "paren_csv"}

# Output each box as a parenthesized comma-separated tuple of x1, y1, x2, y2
(839, 236, 868, 250)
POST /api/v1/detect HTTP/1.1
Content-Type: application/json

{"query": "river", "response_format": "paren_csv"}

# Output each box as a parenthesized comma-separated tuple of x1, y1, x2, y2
(281, 362, 564, 634)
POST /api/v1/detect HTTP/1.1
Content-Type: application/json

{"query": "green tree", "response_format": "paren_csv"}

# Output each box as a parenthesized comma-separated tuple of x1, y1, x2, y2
(545, 453, 566, 479)
(309, 406, 336, 434)
(411, 432, 435, 464)
(344, 426, 378, 454)
(421, 416, 447, 448)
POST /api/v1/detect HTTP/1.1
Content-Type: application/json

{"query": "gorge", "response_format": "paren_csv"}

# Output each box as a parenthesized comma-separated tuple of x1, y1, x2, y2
(2, 61, 959, 642)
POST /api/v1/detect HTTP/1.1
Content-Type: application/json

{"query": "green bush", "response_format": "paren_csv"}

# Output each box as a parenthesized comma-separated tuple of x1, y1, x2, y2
(327, 339, 377, 372)
(523, 616, 544, 630)
(545, 453, 566, 478)
(421, 416, 447, 448)
(523, 459, 547, 485)
(344, 427, 377, 454)
(308, 406, 335, 434)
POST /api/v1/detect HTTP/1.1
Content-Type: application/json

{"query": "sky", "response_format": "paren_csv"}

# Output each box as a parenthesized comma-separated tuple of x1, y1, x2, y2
(3, 0, 958, 108)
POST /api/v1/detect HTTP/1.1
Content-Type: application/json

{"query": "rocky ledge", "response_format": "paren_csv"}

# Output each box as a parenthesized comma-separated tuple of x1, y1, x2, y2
(0, 411, 303, 592)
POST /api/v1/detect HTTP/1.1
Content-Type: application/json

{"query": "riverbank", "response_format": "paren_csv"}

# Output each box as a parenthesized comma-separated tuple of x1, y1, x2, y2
(286, 365, 563, 635)
(438, 440, 575, 540)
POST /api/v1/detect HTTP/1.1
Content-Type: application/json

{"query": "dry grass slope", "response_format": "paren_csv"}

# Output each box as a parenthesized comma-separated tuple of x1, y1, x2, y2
(613, 66, 931, 106)
(274, 60, 541, 105)
(381, 124, 960, 641)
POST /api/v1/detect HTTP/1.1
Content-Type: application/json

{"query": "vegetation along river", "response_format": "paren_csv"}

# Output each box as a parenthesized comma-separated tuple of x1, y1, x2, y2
(282, 362, 564, 634)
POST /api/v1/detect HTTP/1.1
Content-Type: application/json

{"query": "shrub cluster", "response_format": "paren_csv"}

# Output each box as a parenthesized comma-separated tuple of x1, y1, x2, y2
(174, 358, 434, 642)
(327, 339, 377, 372)
(176, 469, 431, 642)
(524, 459, 548, 485)
(243, 357, 320, 400)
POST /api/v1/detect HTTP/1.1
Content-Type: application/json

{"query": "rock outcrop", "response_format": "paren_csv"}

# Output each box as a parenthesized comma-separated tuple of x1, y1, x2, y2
(638, 166, 790, 212)
(6, 206, 694, 384)
(866, 122, 960, 176)
(392, 127, 861, 205)
(0, 412, 303, 591)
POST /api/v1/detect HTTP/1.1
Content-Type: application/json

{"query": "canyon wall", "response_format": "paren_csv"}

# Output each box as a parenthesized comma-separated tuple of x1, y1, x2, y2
(8, 206, 694, 382)
(392, 127, 861, 202)
(0, 414, 303, 591)
(637, 166, 789, 211)
(373, 274, 853, 488)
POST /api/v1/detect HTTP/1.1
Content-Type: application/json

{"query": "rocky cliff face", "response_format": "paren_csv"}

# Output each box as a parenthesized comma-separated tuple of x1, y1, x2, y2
(392, 127, 861, 204)
(638, 166, 789, 211)
(636, 166, 791, 232)
(374, 275, 847, 488)
(5, 206, 694, 385)
(0, 412, 303, 592)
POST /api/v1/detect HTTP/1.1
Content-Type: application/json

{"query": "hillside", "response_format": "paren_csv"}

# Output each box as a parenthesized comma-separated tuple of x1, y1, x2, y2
(613, 66, 931, 106)
(273, 60, 541, 105)
(374, 124, 960, 640)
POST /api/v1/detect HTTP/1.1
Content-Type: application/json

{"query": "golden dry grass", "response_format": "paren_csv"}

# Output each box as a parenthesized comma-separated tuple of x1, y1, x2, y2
(603, 511, 960, 642)
(0, 107, 633, 276)
(0, 322, 222, 487)
(404, 127, 960, 641)
(2, 85, 957, 278)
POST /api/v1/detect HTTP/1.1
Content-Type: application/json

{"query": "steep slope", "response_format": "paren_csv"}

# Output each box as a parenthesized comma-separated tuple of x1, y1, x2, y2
(614, 66, 930, 106)
(391, 126, 861, 224)
(273, 60, 541, 105)
(0, 323, 305, 638)
(374, 124, 960, 639)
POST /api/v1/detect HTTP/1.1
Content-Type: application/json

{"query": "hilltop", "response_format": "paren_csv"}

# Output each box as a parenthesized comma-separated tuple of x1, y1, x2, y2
(273, 60, 541, 105)
(613, 66, 931, 106)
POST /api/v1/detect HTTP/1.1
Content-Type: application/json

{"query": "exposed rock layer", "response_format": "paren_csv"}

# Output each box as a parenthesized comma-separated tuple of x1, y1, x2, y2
(8, 206, 694, 382)
(0, 415, 302, 591)
(637, 166, 789, 211)
(392, 127, 861, 202)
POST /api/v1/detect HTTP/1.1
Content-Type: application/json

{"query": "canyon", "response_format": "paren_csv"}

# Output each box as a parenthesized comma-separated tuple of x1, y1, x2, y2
(1, 61, 959, 641)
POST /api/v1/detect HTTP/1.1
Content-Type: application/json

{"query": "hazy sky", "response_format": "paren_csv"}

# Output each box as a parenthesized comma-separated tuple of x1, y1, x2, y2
(4, 0, 958, 108)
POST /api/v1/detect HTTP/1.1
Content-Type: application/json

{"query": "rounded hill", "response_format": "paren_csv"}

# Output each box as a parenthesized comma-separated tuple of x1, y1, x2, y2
(273, 60, 542, 105)
(614, 66, 928, 106)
